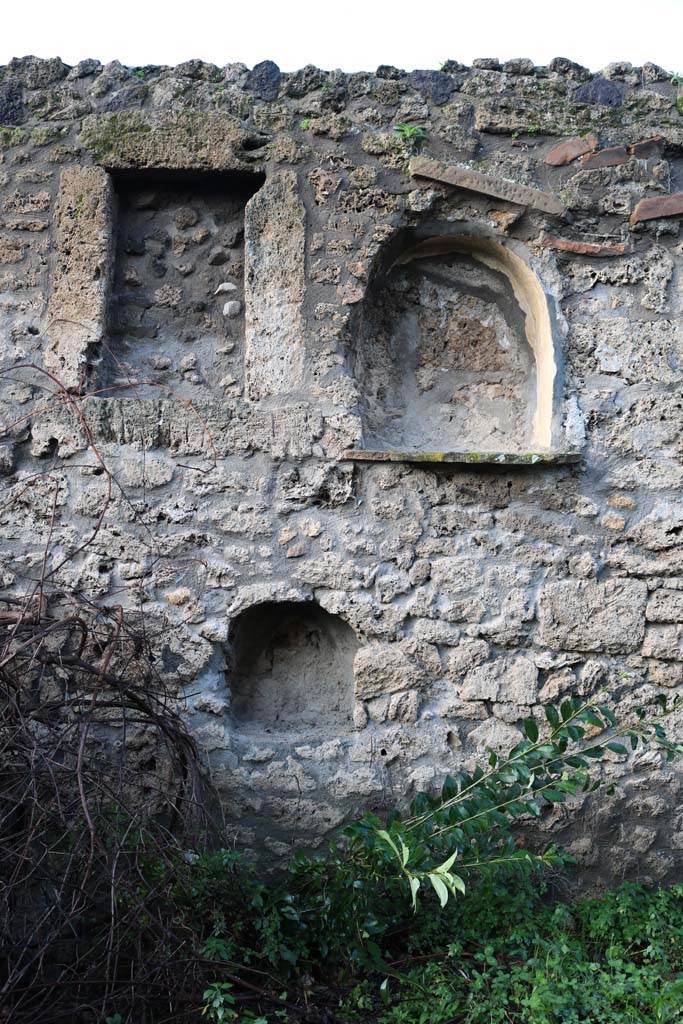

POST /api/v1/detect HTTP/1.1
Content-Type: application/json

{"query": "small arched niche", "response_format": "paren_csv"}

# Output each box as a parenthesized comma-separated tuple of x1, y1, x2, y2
(353, 230, 558, 456)
(227, 601, 357, 733)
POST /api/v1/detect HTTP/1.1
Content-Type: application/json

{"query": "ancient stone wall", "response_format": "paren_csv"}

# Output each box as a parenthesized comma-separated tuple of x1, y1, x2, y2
(0, 53, 681, 880)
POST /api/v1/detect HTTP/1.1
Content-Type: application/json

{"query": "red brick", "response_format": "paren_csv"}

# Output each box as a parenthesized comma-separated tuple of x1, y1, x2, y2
(545, 134, 598, 166)
(629, 192, 683, 226)
(580, 145, 628, 169)
(539, 232, 630, 256)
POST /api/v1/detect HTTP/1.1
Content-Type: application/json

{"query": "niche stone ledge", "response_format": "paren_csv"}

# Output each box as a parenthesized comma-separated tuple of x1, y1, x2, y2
(342, 448, 582, 466)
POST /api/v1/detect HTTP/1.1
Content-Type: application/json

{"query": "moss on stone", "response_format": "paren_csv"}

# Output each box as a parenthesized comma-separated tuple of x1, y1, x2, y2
(346, 449, 581, 466)
(0, 126, 26, 146)
(80, 111, 256, 172)
(30, 124, 68, 147)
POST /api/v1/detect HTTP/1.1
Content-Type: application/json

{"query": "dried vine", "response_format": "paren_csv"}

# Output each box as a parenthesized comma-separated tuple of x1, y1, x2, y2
(0, 364, 224, 1023)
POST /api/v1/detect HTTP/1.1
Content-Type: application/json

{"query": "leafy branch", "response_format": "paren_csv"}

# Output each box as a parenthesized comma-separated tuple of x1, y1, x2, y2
(375, 695, 681, 909)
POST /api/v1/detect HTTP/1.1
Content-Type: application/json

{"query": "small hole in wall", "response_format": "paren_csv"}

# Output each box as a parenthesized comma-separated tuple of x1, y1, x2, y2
(37, 437, 58, 459)
(228, 601, 358, 733)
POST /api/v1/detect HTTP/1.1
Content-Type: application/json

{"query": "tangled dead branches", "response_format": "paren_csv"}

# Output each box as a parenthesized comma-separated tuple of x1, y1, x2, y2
(0, 586, 218, 1024)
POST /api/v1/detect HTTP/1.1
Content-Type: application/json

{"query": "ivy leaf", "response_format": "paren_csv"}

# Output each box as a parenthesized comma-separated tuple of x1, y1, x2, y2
(442, 775, 458, 800)
(560, 700, 575, 722)
(522, 718, 539, 742)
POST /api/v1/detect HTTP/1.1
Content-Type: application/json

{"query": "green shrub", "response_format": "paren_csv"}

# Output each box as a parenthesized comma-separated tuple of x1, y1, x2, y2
(358, 880, 683, 1024)
(194, 694, 681, 1021)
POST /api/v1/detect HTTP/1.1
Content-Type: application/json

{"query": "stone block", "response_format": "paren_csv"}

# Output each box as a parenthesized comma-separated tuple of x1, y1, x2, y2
(628, 136, 665, 159)
(244, 171, 307, 400)
(0, 78, 25, 126)
(467, 718, 522, 754)
(353, 643, 426, 699)
(642, 625, 682, 660)
(0, 236, 26, 263)
(646, 590, 683, 623)
(460, 654, 538, 704)
(540, 233, 631, 257)
(580, 145, 628, 169)
(44, 166, 114, 391)
(538, 580, 647, 653)
(632, 506, 683, 551)
(246, 60, 282, 101)
(81, 111, 259, 171)
(388, 689, 421, 722)
(409, 69, 454, 105)
(571, 75, 624, 107)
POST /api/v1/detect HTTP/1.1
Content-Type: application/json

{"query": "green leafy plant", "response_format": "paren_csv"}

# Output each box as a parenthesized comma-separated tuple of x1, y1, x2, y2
(351, 879, 683, 1024)
(202, 982, 238, 1022)
(372, 695, 681, 911)
(393, 123, 428, 149)
(192, 692, 680, 1016)
(298, 117, 312, 131)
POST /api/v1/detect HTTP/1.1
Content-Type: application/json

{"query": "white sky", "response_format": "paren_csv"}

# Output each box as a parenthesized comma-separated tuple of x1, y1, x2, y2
(1, 0, 682, 74)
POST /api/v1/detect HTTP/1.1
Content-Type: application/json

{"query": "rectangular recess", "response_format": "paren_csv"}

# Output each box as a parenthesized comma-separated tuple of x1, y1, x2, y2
(99, 169, 264, 399)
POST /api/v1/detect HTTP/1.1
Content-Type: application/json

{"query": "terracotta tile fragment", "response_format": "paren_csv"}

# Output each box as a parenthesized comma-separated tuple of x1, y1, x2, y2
(629, 193, 683, 226)
(409, 156, 566, 215)
(539, 232, 630, 256)
(544, 134, 598, 166)
(628, 135, 665, 159)
(580, 145, 628, 169)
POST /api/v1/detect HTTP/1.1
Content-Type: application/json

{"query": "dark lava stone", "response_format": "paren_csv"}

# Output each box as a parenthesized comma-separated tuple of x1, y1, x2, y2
(572, 75, 624, 107)
(245, 60, 281, 101)
(284, 64, 327, 97)
(376, 65, 407, 80)
(409, 69, 454, 106)
(318, 71, 348, 113)
(0, 79, 25, 126)
(549, 57, 590, 80)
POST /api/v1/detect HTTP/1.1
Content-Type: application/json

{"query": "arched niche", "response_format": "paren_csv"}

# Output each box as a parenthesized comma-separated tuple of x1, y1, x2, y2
(227, 601, 358, 733)
(352, 227, 560, 456)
